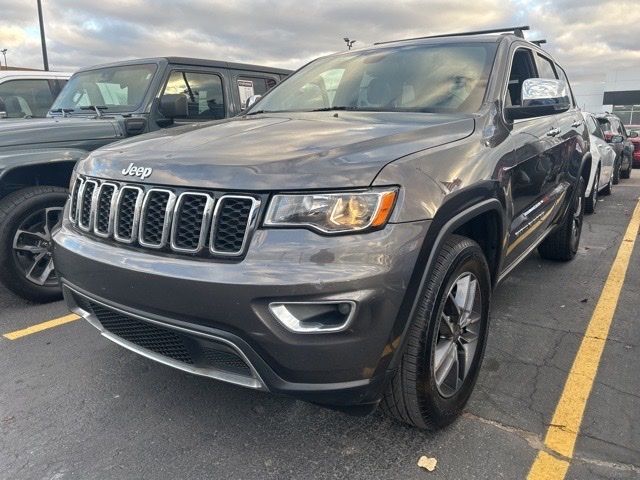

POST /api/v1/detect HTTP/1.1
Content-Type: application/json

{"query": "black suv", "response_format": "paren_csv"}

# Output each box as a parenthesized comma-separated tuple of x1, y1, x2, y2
(0, 57, 289, 301)
(53, 27, 590, 429)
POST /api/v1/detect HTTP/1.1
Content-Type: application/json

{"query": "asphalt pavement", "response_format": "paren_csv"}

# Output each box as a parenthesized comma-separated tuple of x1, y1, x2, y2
(1, 176, 639, 480)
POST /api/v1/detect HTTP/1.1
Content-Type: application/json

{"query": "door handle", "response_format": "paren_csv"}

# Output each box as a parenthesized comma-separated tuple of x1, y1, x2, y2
(571, 121, 582, 128)
(546, 128, 561, 137)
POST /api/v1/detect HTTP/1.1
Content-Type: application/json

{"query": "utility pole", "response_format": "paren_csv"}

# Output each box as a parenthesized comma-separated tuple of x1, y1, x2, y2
(37, 0, 49, 71)
(343, 37, 356, 50)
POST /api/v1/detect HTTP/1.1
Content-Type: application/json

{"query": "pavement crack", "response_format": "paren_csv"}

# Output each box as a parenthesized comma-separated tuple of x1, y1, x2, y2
(462, 412, 545, 452)
(573, 454, 640, 474)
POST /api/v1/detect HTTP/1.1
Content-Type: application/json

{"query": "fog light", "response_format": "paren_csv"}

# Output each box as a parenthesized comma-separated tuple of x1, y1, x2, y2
(269, 301, 356, 333)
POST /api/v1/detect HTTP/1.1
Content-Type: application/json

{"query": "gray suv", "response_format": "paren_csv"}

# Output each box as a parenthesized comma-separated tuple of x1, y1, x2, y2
(53, 27, 591, 429)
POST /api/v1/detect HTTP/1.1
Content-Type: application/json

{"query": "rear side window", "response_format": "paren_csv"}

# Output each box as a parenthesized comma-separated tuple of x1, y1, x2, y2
(0, 79, 55, 118)
(586, 115, 604, 139)
(237, 76, 277, 110)
(535, 54, 558, 80)
(507, 48, 537, 106)
(162, 71, 225, 120)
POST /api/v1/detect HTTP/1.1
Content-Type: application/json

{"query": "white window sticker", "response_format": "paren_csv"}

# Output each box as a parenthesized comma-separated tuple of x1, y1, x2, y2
(238, 79, 255, 109)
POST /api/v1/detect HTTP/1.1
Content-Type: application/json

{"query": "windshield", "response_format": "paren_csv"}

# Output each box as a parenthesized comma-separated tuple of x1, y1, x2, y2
(251, 43, 497, 114)
(50, 64, 157, 114)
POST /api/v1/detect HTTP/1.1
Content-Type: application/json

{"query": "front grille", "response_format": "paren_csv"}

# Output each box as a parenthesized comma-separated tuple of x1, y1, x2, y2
(95, 184, 116, 236)
(115, 187, 142, 242)
(211, 196, 256, 254)
(171, 193, 211, 252)
(86, 301, 252, 376)
(69, 176, 259, 258)
(78, 180, 97, 230)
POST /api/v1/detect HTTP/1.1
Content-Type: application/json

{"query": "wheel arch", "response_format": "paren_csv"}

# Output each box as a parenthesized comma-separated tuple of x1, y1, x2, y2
(0, 149, 87, 200)
(380, 187, 506, 382)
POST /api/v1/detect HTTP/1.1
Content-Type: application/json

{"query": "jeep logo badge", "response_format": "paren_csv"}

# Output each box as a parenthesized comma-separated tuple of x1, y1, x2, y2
(122, 163, 153, 180)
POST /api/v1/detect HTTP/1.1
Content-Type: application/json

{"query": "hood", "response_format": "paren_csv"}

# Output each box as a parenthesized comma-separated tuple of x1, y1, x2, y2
(79, 112, 475, 190)
(0, 117, 121, 148)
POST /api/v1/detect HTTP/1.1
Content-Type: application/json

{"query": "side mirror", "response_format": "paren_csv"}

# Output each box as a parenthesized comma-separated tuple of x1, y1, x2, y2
(246, 94, 262, 110)
(159, 94, 188, 118)
(609, 134, 624, 144)
(629, 131, 638, 138)
(505, 78, 571, 121)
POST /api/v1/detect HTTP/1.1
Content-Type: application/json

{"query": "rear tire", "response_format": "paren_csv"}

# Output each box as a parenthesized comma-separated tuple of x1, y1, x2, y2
(613, 157, 621, 184)
(601, 173, 612, 196)
(620, 158, 631, 179)
(585, 169, 598, 214)
(0, 186, 67, 303)
(538, 176, 585, 262)
(381, 235, 491, 430)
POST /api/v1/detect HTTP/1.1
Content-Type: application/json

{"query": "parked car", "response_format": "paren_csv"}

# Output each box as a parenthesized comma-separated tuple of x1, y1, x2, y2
(0, 70, 71, 119)
(53, 28, 591, 429)
(582, 112, 616, 213)
(595, 113, 633, 181)
(628, 126, 640, 168)
(0, 57, 290, 301)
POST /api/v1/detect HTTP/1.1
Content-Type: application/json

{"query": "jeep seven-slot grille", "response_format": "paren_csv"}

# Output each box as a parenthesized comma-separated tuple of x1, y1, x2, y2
(69, 176, 259, 257)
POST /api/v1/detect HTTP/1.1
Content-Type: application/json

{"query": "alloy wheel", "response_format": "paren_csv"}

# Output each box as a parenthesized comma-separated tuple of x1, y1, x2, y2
(12, 207, 63, 286)
(433, 272, 482, 398)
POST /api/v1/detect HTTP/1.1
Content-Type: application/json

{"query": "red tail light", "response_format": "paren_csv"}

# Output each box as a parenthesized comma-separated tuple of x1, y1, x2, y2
(603, 132, 613, 142)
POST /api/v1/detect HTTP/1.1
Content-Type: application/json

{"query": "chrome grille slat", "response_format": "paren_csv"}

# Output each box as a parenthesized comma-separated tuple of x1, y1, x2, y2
(210, 195, 260, 256)
(69, 177, 84, 223)
(170, 192, 214, 253)
(93, 183, 118, 238)
(114, 186, 144, 243)
(139, 189, 176, 249)
(78, 179, 98, 231)
(70, 176, 257, 258)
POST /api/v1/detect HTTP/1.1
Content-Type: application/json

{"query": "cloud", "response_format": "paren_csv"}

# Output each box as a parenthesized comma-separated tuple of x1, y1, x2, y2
(0, 0, 638, 89)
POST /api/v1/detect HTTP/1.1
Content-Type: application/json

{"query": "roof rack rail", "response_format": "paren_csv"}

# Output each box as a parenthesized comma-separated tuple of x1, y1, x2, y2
(531, 39, 547, 46)
(374, 26, 530, 45)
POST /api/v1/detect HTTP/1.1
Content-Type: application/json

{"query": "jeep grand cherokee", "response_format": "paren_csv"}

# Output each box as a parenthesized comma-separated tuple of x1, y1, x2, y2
(53, 27, 590, 429)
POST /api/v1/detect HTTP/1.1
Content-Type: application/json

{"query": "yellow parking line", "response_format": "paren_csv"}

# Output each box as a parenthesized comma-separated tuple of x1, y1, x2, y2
(528, 197, 640, 479)
(2, 313, 80, 340)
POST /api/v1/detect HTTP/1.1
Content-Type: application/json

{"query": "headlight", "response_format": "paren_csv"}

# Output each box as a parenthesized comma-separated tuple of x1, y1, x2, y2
(264, 188, 398, 234)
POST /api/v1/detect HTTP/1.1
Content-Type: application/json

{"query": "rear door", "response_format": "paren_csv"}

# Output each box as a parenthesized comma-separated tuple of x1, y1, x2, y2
(503, 47, 571, 266)
(228, 70, 281, 116)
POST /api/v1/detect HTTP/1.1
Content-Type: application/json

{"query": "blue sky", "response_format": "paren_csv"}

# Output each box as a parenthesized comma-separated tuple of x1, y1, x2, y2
(1, 0, 639, 87)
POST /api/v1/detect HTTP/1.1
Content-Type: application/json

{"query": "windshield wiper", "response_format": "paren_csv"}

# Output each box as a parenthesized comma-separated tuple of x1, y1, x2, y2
(49, 108, 75, 117)
(80, 105, 108, 117)
(245, 110, 269, 115)
(310, 106, 356, 112)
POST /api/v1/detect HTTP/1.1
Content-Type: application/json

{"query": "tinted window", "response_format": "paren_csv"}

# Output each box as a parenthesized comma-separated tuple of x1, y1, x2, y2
(237, 76, 277, 110)
(162, 71, 225, 120)
(586, 116, 603, 138)
(253, 43, 498, 114)
(535, 54, 558, 79)
(507, 48, 536, 106)
(52, 64, 157, 113)
(0, 79, 55, 118)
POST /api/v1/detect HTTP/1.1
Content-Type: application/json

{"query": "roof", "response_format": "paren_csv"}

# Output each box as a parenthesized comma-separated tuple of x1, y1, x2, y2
(0, 70, 72, 80)
(75, 57, 292, 75)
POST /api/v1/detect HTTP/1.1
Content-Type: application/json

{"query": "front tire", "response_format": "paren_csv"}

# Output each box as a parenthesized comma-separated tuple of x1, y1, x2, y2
(381, 235, 491, 429)
(538, 176, 585, 262)
(585, 168, 599, 214)
(0, 186, 67, 302)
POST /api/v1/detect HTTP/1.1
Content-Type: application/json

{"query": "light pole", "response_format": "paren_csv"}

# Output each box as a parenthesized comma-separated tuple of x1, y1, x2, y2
(37, 0, 49, 71)
(0, 49, 6, 70)
(343, 37, 356, 50)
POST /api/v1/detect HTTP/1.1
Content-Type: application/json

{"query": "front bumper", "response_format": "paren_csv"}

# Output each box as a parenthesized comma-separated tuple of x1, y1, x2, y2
(53, 220, 429, 406)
